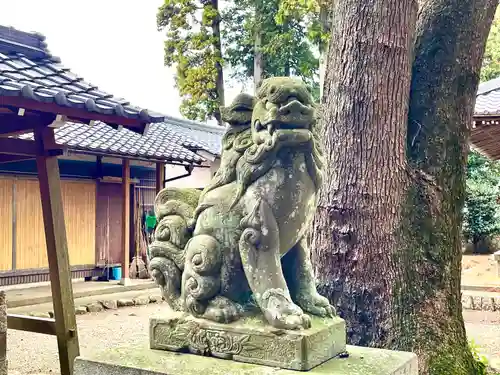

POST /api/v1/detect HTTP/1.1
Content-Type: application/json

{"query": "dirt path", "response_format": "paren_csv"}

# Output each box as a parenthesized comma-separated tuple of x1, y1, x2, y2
(462, 255, 500, 286)
(8, 303, 163, 375)
(464, 310, 500, 368)
(7, 304, 500, 374)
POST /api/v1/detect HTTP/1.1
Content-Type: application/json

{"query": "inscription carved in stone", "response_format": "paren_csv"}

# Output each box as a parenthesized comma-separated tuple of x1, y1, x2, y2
(150, 313, 347, 371)
(153, 319, 254, 356)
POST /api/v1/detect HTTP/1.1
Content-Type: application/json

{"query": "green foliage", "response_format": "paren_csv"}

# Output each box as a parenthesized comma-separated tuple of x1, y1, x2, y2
(276, 0, 330, 52)
(223, 0, 320, 89)
(463, 151, 500, 243)
(481, 7, 500, 82)
(157, 0, 224, 122)
(469, 339, 490, 375)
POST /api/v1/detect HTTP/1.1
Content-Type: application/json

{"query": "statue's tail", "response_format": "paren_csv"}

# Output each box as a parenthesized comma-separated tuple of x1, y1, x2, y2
(149, 187, 201, 310)
(182, 234, 222, 316)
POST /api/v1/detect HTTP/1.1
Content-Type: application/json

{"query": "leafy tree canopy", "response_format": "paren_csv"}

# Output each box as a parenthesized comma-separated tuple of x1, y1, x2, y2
(157, 0, 224, 122)
(223, 0, 320, 97)
(464, 151, 500, 243)
(481, 6, 500, 82)
(276, 0, 330, 48)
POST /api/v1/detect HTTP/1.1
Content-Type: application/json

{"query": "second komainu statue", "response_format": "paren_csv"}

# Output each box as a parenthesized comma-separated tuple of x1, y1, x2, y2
(149, 77, 334, 330)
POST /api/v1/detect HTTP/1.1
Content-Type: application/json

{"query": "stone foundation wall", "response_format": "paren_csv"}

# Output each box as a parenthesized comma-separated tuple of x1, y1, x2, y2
(461, 292, 500, 311)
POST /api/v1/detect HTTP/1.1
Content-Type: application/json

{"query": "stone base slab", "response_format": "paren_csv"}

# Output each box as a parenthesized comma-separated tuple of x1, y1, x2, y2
(149, 311, 346, 371)
(74, 344, 417, 375)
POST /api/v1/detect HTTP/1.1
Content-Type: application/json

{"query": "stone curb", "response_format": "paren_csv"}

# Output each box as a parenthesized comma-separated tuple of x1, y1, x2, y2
(7, 281, 156, 309)
(462, 284, 500, 293)
(27, 294, 163, 318)
(461, 292, 500, 311)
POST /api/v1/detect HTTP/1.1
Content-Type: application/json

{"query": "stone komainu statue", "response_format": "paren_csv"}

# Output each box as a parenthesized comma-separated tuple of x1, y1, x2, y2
(149, 77, 334, 330)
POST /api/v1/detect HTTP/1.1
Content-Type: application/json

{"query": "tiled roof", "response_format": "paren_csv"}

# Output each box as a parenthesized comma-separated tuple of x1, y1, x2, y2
(156, 115, 226, 156)
(0, 25, 164, 124)
(17, 122, 203, 164)
(475, 77, 500, 117)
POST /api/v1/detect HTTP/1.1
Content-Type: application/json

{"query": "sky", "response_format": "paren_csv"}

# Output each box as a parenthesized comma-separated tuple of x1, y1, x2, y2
(0, 0, 245, 121)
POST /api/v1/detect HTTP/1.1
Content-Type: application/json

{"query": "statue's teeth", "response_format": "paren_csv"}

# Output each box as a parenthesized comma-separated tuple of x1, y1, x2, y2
(265, 101, 276, 110)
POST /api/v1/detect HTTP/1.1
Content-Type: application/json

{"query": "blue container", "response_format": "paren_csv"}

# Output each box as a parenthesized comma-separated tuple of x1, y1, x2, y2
(111, 267, 122, 280)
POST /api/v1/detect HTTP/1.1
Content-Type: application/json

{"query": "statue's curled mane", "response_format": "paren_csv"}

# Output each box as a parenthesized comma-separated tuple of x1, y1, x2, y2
(201, 94, 324, 207)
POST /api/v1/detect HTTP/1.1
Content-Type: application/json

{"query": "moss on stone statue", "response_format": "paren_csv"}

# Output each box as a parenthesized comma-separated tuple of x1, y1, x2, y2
(149, 77, 334, 333)
(156, 187, 201, 210)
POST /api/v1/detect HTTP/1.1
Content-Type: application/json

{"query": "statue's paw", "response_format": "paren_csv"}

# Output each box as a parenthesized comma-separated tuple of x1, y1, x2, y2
(268, 311, 311, 330)
(296, 291, 336, 318)
(261, 289, 311, 330)
(202, 296, 242, 324)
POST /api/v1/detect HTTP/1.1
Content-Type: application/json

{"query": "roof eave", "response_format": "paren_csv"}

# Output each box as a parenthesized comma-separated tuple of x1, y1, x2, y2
(195, 149, 219, 161)
(67, 149, 204, 166)
(0, 94, 164, 132)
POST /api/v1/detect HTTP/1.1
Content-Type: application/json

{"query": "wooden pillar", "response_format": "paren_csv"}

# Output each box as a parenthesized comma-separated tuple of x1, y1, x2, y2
(120, 158, 131, 285)
(35, 126, 79, 375)
(155, 162, 165, 195)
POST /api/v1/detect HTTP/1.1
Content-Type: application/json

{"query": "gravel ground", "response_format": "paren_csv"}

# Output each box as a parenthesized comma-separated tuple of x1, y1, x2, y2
(464, 310, 500, 364)
(6, 305, 500, 374)
(8, 303, 164, 375)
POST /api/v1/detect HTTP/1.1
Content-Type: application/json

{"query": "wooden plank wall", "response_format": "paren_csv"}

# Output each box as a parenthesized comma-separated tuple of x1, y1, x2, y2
(61, 181, 96, 266)
(15, 179, 47, 269)
(95, 182, 123, 265)
(0, 180, 12, 271)
(0, 177, 96, 270)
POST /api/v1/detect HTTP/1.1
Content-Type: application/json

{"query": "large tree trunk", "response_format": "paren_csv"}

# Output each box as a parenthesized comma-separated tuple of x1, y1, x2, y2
(314, 0, 417, 345)
(254, 2, 264, 91)
(402, 0, 497, 373)
(315, 0, 497, 373)
(211, 0, 225, 126)
(254, 30, 263, 89)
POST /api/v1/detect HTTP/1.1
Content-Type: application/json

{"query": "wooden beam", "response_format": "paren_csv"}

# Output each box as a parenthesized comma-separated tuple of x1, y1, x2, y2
(120, 158, 131, 285)
(34, 126, 79, 375)
(0, 95, 147, 131)
(0, 113, 47, 135)
(155, 162, 165, 195)
(7, 314, 56, 335)
(0, 155, 34, 164)
(0, 137, 64, 157)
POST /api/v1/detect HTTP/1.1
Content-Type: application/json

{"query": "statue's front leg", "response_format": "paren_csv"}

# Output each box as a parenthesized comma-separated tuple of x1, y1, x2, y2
(283, 237, 336, 317)
(239, 199, 311, 330)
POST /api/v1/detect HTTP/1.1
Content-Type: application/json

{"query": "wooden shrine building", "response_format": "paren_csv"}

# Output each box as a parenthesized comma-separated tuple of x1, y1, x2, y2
(0, 120, 205, 286)
(0, 25, 171, 374)
(471, 77, 500, 157)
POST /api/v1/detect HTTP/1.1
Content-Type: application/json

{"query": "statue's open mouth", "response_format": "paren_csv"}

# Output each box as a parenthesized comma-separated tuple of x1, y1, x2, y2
(228, 103, 253, 113)
(255, 98, 314, 134)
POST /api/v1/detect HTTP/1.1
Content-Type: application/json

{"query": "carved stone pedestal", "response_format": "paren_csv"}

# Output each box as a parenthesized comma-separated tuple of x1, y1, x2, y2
(73, 344, 418, 375)
(149, 311, 346, 371)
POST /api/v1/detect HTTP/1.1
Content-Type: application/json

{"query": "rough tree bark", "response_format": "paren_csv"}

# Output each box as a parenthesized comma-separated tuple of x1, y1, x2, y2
(254, 30, 263, 90)
(402, 1, 498, 373)
(313, 0, 497, 374)
(211, 0, 225, 125)
(314, 0, 417, 346)
(253, 1, 264, 91)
